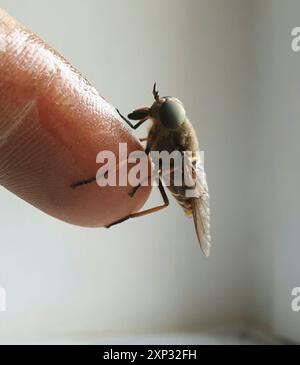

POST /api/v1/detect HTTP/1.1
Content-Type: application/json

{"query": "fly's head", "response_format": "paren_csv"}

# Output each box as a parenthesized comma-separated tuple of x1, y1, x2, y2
(150, 83, 186, 130)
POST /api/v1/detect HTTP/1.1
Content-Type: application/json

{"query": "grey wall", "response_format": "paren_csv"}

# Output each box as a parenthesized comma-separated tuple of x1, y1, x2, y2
(247, 0, 300, 342)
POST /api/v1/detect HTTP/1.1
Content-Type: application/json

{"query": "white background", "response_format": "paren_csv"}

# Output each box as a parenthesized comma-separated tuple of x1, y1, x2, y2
(0, 0, 299, 343)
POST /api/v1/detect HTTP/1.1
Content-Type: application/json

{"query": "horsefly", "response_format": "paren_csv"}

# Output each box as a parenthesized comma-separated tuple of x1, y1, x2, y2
(71, 84, 211, 256)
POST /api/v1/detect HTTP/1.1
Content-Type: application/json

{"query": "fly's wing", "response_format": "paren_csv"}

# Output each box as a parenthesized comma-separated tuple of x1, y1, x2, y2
(184, 154, 211, 256)
(191, 196, 211, 256)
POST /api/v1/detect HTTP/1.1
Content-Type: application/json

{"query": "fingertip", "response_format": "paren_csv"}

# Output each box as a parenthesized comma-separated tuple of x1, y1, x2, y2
(0, 10, 152, 227)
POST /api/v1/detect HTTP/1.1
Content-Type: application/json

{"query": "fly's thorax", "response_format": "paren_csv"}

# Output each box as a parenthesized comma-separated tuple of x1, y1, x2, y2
(147, 118, 199, 156)
(181, 119, 200, 152)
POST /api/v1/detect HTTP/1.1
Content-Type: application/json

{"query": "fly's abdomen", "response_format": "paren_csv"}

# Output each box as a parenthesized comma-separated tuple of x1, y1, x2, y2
(170, 189, 193, 217)
(166, 181, 193, 217)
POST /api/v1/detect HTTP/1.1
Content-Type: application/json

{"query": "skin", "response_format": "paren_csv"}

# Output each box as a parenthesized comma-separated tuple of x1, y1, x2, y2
(0, 9, 151, 227)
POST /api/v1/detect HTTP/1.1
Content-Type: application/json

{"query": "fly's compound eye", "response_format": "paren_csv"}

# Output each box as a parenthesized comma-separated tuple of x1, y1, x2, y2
(158, 98, 186, 129)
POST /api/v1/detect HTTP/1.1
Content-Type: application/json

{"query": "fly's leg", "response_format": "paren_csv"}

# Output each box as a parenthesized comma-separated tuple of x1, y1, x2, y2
(128, 145, 153, 197)
(71, 110, 148, 188)
(129, 176, 151, 198)
(70, 158, 129, 189)
(116, 109, 148, 130)
(105, 178, 169, 228)
(71, 148, 151, 190)
(139, 137, 148, 142)
(129, 162, 176, 198)
(71, 147, 151, 190)
(71, 176, 97, 189)
(130, 154, 197, 197)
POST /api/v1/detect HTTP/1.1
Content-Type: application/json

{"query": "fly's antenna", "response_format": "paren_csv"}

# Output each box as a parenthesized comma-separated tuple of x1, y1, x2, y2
(153, 82, 160, 102)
